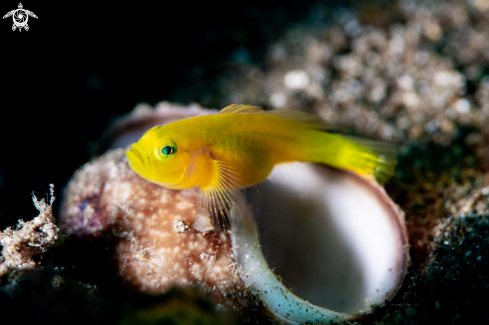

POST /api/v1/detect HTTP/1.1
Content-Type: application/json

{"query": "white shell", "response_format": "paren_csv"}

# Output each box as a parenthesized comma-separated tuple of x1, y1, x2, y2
(234, 162, 409, 323)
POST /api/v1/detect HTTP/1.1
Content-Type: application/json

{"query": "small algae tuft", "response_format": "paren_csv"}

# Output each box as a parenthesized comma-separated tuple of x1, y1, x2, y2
(0, 184, 58, 272)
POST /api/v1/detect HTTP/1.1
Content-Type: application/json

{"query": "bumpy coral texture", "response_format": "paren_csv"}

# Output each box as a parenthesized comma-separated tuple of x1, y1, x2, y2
(61, 149, 244, 305)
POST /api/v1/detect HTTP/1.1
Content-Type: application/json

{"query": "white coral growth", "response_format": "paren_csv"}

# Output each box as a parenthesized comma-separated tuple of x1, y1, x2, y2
(0, 184, 59, 271)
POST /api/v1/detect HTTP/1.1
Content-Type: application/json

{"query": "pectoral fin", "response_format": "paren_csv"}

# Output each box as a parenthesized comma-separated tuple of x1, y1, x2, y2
(200, 159, 246, 231)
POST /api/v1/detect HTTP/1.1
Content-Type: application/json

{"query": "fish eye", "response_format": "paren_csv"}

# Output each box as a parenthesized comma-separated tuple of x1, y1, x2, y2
(162, 146, 174, 156)
(156, 139, 177, 159)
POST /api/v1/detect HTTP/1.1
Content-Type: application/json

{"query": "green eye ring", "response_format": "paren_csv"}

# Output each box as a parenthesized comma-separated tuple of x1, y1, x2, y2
(156, 139, 177, 159)
(162, 146, 175, 156)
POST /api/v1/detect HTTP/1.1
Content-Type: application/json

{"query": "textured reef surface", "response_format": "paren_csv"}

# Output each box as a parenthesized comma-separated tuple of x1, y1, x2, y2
(3, 0, 489, 324)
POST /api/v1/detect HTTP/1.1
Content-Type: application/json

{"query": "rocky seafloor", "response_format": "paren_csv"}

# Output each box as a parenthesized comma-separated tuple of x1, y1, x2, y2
(3, 0, 489, 324)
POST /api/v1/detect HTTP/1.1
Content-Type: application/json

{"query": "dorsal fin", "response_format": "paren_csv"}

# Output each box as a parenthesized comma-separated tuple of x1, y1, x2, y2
(267, 109, 330, 130)
(219, 104, 264, 115)
(220, 104, 330, 130)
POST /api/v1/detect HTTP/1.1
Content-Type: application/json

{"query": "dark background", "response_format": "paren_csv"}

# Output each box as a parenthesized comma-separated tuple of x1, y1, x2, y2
(0, 0, 350, 228)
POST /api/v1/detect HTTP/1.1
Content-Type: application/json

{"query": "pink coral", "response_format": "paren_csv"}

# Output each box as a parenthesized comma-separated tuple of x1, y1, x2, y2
(61, 149, 245, 306)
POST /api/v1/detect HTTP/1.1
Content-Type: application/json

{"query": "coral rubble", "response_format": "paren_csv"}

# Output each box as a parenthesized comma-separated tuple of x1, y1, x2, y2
(0, 185, 58, 272)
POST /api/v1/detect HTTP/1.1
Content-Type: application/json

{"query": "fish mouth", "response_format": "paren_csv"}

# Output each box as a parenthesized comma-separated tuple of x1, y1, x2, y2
(126, 143, 150, 178)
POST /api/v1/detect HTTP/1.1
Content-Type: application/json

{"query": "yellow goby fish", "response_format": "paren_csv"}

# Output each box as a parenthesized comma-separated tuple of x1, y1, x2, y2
(126, 104, 397, 229)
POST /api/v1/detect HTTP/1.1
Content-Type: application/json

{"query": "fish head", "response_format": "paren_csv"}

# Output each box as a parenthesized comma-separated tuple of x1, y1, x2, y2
(126, 125, 191, 189)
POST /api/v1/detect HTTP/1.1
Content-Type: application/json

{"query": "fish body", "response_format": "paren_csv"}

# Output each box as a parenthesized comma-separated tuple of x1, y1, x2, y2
(126, 104, 397, 229)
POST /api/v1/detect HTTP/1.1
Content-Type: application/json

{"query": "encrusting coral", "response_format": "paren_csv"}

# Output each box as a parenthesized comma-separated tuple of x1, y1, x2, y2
(60, 149, 246, 307)
(0, 184, 58, 273)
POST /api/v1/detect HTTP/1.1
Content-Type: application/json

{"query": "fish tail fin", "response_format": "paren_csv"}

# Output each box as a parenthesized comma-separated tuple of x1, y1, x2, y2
(319, 134, 397, 184)
(344, 135, 397, 184)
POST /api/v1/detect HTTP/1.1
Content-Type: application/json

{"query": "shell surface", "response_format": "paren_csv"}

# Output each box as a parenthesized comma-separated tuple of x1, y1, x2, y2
(237, 162, 409, 322)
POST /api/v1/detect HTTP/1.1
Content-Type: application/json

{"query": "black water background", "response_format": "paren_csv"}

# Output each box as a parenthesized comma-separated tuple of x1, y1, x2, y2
(0, 0, 362, 228)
